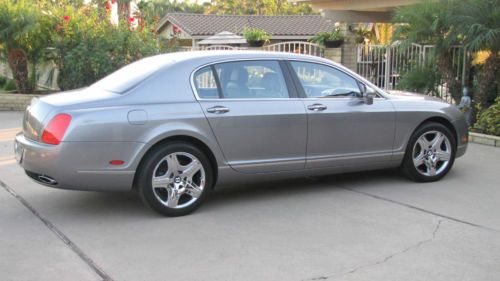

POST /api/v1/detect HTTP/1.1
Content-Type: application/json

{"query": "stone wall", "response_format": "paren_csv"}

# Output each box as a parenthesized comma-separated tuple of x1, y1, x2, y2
(0, 93, 39, 111)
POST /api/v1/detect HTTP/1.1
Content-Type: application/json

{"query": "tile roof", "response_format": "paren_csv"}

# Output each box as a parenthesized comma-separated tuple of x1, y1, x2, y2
(157, 13, 335, 37)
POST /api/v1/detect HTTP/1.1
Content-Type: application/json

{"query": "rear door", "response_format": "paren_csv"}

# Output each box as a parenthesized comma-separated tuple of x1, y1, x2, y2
(193, 60, 307, 173)
(287, 60, 396, 169)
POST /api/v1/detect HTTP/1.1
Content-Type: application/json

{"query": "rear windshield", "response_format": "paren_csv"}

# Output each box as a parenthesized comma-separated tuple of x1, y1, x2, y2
(89, 56, 173, 93)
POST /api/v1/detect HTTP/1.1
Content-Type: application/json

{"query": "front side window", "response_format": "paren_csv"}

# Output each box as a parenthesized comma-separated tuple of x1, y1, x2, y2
(290, 61, 362, 98)
(212, 60, 290, 99)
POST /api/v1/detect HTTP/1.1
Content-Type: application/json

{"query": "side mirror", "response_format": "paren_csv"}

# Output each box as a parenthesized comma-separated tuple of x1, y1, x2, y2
(365, 91, 376, 105)
(360, 83, 377, 105)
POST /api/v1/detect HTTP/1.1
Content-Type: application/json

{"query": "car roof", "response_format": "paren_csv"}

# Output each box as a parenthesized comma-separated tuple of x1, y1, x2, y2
(151, 50, 334, 66)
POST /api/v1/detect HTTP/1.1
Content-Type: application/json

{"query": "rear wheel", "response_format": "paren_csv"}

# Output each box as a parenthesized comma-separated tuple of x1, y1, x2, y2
(137, 142, 213, 216)
(402, 122, 456, 182)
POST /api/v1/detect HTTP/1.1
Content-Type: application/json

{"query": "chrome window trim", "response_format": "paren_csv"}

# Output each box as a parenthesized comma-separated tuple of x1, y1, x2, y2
(190, 57, 388, 101)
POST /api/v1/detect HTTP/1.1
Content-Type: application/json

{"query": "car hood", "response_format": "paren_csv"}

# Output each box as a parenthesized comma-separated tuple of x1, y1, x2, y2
(386, 90, 449, 103)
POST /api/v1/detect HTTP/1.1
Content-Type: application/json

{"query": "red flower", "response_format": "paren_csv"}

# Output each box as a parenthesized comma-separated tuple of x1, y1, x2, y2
(128, 17, 135, 23)
(111, 0, 116, 4)
(63, 15, 70, 22)
(105, 2, 111, 10)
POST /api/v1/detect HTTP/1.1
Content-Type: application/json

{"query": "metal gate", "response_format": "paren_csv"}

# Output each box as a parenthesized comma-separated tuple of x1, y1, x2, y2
(356, 43, 467, 101)
(263, 41, 324, 57)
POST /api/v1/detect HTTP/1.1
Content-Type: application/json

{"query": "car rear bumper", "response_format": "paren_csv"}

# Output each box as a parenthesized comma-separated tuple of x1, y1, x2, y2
(15, 133, 145, 191)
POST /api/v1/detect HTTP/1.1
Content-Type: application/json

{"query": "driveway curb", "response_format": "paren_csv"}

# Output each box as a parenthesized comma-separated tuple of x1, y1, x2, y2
(469, 132, 500, 147)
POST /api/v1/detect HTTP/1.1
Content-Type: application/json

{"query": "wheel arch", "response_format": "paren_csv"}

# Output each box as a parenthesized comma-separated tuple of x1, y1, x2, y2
(132, 135, 219, 190)
(415, 116, 458, 144)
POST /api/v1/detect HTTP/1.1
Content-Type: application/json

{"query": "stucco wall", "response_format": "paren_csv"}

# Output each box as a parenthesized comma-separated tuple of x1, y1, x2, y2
(0, 93, 39, 111)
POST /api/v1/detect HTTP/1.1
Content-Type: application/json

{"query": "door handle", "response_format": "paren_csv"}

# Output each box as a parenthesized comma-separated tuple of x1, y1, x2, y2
(207, 106, 230, 114)
(307, 103, 327, 111)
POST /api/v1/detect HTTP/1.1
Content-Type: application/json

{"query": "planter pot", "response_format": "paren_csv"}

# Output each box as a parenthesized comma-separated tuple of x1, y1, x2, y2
(355, 36, 365, 44)
(247, 40, 265, 47)
(324, 40, 344, 48)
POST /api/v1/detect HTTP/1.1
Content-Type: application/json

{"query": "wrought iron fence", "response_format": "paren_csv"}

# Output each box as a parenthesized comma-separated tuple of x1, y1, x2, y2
(356, 43, 468, 103)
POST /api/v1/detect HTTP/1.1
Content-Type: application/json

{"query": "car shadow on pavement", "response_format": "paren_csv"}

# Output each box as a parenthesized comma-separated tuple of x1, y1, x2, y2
(202, 169, 405, 211)
(44, 169, 406, 218)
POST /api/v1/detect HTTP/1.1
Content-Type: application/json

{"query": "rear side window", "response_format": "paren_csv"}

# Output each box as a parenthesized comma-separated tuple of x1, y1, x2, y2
(290, 61, 362, 98)
(193, 60, 290, 99)
(193, 66, 220, 99)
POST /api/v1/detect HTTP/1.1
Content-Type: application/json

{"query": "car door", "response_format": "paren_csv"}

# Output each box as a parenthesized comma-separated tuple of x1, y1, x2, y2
(193, 60, 307, 173)
(287, 60, 396, 169)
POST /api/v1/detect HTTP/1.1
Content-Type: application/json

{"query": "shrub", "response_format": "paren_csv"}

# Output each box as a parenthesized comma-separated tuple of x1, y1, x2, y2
(309, 26, 344, 46)
(0, 76, 6, 87)
(397, 64, 442, 96)
(242, 28, 270, 42)
(50, 3, 166, 90)
(474, 97, 500, 136)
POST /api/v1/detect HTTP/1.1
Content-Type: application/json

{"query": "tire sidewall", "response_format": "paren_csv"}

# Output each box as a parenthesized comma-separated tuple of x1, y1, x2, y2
(138, 142, 213, 216)
(403, 122, 457, 182)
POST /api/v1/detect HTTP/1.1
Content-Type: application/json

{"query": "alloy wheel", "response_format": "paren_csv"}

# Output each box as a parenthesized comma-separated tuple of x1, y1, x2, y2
(412, 130, 452, 177)
(151, 152, 206, 209)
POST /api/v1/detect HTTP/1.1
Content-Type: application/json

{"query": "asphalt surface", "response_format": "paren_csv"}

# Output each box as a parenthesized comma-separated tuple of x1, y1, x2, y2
(1, 111, 499, 281)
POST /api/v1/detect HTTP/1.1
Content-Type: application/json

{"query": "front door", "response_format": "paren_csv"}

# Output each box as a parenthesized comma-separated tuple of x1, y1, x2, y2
(193, 60, 307, 173)
(288, 61, 396, 169)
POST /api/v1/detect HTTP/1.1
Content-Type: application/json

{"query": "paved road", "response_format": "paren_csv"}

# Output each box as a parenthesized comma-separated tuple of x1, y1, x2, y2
(1, 111, 499, 281)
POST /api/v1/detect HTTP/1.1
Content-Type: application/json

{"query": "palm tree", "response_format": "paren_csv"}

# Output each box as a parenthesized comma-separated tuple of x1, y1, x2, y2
(0, 0, 38, 94)
(454, 0, 500, 109)
(393, 0, 463, 103)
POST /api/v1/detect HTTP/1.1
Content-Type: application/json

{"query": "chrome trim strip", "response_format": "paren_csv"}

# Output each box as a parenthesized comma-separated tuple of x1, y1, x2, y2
(307, 151, 393, 162)
(76, 170, 135, 175)
(189, 56, 389, 101)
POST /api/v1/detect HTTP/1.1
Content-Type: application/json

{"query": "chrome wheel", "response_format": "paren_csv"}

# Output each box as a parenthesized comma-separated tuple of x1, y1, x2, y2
(151, 152, 205, 209)
(412, 130, 452, 177)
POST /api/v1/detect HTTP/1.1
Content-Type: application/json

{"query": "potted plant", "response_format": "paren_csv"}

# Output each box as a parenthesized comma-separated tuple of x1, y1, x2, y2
(309, 26, 345, 48)
(352, 28, 371, 44)
(243, 28, 271, 47)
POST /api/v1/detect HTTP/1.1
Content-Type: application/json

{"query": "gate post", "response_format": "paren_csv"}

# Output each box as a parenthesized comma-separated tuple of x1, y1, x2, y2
(324, 47, 342, 63)
(341, 40, 357, 71)
(384, 45, 391, 90)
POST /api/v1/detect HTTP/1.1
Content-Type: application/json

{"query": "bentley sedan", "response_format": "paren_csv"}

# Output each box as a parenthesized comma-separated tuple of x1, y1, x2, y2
(15, 51, 468, 216)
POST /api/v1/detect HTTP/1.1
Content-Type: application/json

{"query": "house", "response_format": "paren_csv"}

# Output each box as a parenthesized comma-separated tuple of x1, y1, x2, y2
(294, 0, 420, 22)
(156, 13, 337, 47)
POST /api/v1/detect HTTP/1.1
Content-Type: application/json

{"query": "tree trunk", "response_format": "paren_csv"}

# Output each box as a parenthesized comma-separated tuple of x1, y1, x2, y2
(7, 48, 32, 94)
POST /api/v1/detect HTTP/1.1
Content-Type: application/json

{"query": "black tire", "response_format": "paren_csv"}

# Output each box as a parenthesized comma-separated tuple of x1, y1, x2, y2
(137, 142, 214, 216)
(401, 122, 457, 182)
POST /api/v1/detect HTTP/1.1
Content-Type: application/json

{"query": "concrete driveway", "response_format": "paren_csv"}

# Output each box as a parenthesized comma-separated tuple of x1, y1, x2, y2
(1, 111, 499, 281)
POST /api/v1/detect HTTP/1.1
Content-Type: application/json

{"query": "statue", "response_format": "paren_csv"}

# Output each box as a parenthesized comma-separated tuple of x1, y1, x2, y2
(458, 87, 473, 125)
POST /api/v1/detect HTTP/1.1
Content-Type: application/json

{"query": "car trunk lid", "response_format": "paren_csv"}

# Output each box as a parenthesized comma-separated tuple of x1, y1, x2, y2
(22, 88, 121, 141)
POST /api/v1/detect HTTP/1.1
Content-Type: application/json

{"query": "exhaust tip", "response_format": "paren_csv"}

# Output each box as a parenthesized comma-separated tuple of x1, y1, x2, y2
(38, 175, 58, 185)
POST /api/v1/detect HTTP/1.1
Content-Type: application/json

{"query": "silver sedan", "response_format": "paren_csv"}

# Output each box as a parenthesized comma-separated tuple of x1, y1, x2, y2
(14, 51, 468, 216)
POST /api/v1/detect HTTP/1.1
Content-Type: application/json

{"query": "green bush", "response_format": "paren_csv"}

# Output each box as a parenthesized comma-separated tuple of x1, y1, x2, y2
(4, 79, 16, 91)
(474, 97, 500, 136)
(242, 28, 270, 42)
(51, 4, 166, 90)
(309, 27, 345, 46)
(0, 76, 6, 87)
(396, 64, 442, 96)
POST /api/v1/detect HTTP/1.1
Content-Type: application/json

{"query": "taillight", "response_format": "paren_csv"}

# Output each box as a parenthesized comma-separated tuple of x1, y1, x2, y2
(41, 114, 72, 145)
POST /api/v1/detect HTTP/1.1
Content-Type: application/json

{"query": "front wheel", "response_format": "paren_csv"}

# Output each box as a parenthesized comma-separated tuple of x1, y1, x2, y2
(402, 122, 456, 182)
(137, 142, 214, 216)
